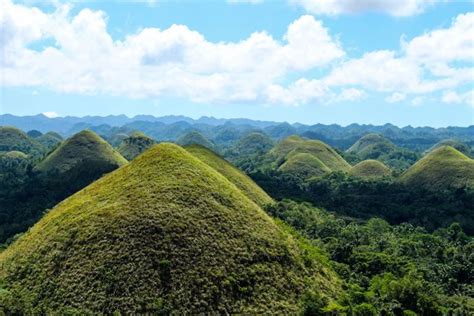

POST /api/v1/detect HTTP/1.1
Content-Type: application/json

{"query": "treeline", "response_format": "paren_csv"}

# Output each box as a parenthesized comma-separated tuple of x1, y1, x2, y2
(267, 200, 473, 315)
(251, 171, 474, 235)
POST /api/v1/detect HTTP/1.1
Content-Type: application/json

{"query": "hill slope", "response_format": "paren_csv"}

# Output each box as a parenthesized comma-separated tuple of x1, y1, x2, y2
(278, 153, 331, 179)
(346, 133, 395, 157)
(400, 146, 474, 190)
(271, 135, 350, 173)
(117, 132, 156, 160)
(177, 131, 214, 149)
(184, 144, 273, 207)
(0, 143, 340, 314)
(35, 130, 127, 174)
(0, 126, 43, 156)
(350, 160, 391, 178)
(425, 139, 472, 157)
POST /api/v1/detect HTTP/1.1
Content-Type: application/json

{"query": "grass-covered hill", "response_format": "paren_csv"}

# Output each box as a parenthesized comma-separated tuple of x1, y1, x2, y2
(233, 132, 274, 156)
(117, 132, 156, 160)
(270, 135, 350, 176)
(0, 126, 43, 156)
(425, 139, 472, 158)
(36, 132, 63, 151)
(184, 144, 273, 207)
(0, 143, 341, 314)
(177, 131, 214, 149)
(346, 133, 395, 157)
(34, 130, 127, 174)
(400, 146, 474, 191)
(278, 153, 331, 179)
(349, 160, 391, 179)
(346, 133, 419, 171)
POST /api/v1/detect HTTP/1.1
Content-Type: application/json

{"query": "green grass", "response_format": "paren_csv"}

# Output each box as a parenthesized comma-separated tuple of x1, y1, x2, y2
(425, 139, 472, 157)
(0, 126, 44, 156)
(346, 133, 396, 158)
(350, 160, 391, 178)
(270, 135, 350, 173)
(36, 132, 63, 151)
(278, 153, 331, 180)
(0, 143, 341, 314)
(184, 144, 273, 207)
(34, 130, 127, 174)
(117, 132, 156, 160)
(399, 146, 474, 190)
(177, 131, 214, 149)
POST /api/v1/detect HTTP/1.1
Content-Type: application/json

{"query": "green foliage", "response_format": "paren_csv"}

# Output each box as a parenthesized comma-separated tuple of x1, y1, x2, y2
(177, 131, 214, 149)
(347, 133, 419, 171)
(0, 126, 44, 157)
(279, 153, 331, 181)
(400, 145, 474, 191)
(425, 139, 472, 158)
(349, 160, 391, 179)
(266, 200, 474, 315)
(117, 131, 156, 160)
(0, 144, 341, 314)
(36, 131, 63, 151)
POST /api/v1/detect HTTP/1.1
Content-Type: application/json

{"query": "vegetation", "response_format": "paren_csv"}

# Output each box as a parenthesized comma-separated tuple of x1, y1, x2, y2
(349, 160, 391, 179)
(270, 135, 351, 172)
(36, 131, 63, 151)
(266, 200, 473, 315)
(0, 126, 44, 157)
(400, 146, 474, 191)
(425, 139, 472, 157)
(177, 131, 215, 149)
(185, 144, 273, 207)
(0, 144, 341, 314)
(117, 131, 156, 160)
(278, 153, 331, 180)
(346, 133, 419, 171)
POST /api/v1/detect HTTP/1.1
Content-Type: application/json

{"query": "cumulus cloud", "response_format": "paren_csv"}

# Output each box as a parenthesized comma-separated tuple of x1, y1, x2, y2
(385, 92, 406, 103)
(291, 0, 436, 17)
(442, 90, 474, 107)
(1, 0, 344, 104)
(0, 0, 472, 107)
(42, 111, 59, 118)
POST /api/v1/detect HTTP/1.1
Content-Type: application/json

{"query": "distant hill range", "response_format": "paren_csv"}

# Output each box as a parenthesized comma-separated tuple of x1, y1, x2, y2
(1, 114, 472, 151)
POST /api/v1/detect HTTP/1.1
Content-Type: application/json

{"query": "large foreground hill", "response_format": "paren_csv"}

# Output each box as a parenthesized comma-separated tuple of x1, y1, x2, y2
(0, 143, 340, 314)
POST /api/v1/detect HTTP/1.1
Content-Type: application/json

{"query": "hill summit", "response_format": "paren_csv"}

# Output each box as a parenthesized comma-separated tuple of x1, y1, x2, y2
(346, 133, 395, 157)
(34, 130, 127, 174)
(117, 132, 156, 160)
(400, 146, 474, 191)
(350, 160, 391, 178)
(0, 143, 340, 314)
(0, 126, 43, 156)
(271, 135, 350, 179)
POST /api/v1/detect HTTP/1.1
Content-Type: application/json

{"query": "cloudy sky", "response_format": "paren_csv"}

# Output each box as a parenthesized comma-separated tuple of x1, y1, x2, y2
(1, 0, 473, 126)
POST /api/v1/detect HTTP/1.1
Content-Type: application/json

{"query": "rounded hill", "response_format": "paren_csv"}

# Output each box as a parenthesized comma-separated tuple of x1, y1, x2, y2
(177, 131, 214, 149)
(346, 133, 395, 158)
(117, 132, 156, 160)
(234, 132, 273, 155)
(278, 153, 331, 179)
(184, 144, 273, 207)
(350, 160, 391, 178)
(399, 146, 474, 191)
(425, 139, 472, 158)
(271, 135, 350, 173)
(34, 130, 127, 174)
(0, 143, 340, 314)
(0, 126, 43, 156)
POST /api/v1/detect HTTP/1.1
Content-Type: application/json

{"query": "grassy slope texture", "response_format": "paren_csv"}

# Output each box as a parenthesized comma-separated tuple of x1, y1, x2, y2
(346, 133, 395, 157)
(35, 130, 127, 174)
(177, 131, 214, 149)
(0, 126, 43, 156)
(272, 135, 350, 178)
(425, 139, 472, 158)
(349, 160, 391, 179)
(400, 146, 474, 191)
(0, 143, 340, 314)
(117, 132, 156, 160)
(185, 144, 273, 207)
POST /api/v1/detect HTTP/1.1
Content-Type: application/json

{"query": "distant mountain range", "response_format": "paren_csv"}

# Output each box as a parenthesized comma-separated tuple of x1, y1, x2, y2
(1, 113, 473, 151)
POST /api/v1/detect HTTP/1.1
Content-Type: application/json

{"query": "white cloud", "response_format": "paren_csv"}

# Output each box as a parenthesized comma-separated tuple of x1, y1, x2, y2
(385, 92, 406, 103)
(42, 111, 59, 118)
(411, 96, 425, 106)
(1, 0, 343, 104)
(336, 88, 366, 102)
(227, 0, 263, 4)
(291, 0, 436, 17)
(442, 90, 474, 107)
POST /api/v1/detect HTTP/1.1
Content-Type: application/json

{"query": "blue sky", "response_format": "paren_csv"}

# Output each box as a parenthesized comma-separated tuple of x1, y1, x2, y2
(1, 0, 473, 126)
